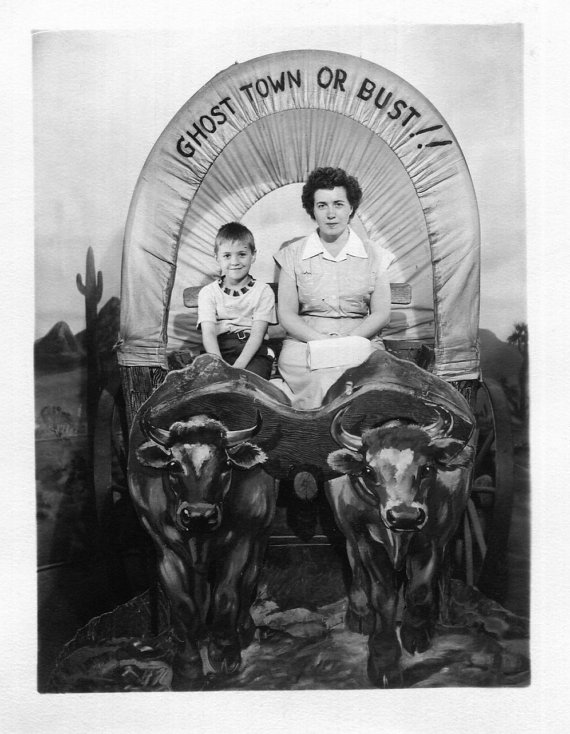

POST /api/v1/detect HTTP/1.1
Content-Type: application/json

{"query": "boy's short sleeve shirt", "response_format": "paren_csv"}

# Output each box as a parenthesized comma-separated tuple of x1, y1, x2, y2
(197, 279, 276, 336)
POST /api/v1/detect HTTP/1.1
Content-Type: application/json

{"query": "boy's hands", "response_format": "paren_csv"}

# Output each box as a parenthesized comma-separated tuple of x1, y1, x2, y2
(233, 320, 269, 369)
(200, 321, 223, 358)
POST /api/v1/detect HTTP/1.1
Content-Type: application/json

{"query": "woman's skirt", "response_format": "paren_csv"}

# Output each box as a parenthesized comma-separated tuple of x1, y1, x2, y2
(277, 335, 385, 410)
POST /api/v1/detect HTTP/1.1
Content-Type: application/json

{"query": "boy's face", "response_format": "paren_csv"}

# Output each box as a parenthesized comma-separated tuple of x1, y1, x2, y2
(216, 239, 256, 286)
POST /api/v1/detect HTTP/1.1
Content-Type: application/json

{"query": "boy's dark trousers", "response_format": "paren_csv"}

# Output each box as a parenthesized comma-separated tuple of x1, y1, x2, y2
(212, 330, 273, 379)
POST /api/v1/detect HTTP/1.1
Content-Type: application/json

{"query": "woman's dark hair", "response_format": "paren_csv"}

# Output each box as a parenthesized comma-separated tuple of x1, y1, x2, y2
(301, 167, 363, 220)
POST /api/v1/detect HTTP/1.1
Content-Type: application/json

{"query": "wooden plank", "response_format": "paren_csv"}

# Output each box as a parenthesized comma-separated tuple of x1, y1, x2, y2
(120, 365, 168, 429)
(132, 353, 475, 482)
(389, 283, 412, 304)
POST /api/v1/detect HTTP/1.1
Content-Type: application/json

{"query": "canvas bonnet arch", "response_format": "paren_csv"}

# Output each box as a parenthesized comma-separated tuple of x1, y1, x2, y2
(118, 49, 480, 381)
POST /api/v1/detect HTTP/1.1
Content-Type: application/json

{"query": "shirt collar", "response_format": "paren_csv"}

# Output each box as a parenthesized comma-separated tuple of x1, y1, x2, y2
(302, 228, 368, 261)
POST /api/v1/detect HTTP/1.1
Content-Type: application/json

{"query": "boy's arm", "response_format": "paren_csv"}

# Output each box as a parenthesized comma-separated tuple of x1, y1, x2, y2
(232, 320, 269, 370)
(200, 321, 223, 358)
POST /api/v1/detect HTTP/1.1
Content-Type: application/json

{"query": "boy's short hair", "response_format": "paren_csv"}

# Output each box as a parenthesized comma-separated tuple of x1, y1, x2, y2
(214, 222, 256, 255)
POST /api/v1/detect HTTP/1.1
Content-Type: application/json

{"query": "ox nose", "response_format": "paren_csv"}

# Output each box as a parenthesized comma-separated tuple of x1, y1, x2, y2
(385, 507, 426, 532)
(178, 502, 222, 534)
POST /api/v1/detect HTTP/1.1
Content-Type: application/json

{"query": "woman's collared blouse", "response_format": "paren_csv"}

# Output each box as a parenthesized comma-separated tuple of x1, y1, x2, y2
(274, 229, 394, 330)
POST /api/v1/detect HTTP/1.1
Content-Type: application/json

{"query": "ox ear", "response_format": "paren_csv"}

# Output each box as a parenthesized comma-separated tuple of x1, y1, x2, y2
(227, 442, 268, 470)
(136, 441, 171, 468)
(327, 448, 365, 476)
(431, 438, 474, 469)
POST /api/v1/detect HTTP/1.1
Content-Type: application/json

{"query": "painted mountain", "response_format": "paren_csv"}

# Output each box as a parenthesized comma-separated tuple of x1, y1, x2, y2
(34, 307, 523, 385)
(34, 321, 86, 371)
(35, 297, 121, 374)
(478, 328, 523, 386)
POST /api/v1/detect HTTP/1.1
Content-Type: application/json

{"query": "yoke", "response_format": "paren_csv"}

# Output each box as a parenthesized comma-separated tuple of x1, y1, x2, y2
(136, 352, 475, 482)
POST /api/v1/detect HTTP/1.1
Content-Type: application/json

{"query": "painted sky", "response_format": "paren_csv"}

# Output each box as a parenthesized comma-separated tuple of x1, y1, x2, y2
(33, 25, 524, 341)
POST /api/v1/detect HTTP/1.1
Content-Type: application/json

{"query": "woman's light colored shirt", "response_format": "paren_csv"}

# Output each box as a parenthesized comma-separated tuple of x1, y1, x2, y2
(274, 229, 394, 338)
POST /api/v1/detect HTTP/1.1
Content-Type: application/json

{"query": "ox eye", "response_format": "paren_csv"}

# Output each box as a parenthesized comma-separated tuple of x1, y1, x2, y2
(166, 460, 183, 474)
(421, 464, 435, 479)
(361, 465, 375, 479)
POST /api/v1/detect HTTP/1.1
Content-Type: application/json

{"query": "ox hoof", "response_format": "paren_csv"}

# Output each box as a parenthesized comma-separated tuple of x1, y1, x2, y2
(400, 621, 432, 655)
(205, 640, 242, 676)
(171, 660, 204, 691)
(367, 658, 404, 689)
(367, 635, 403, 688)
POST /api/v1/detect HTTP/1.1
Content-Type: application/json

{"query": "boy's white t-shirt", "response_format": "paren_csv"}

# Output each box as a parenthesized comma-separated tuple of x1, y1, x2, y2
(197, 279, 277, 336)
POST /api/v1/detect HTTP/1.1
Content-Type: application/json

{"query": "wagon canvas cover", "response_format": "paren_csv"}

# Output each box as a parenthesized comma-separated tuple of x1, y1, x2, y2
(118, 49, 480, 381)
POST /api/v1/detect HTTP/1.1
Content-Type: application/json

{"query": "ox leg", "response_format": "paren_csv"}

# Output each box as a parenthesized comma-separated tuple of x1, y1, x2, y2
(358, 538, 403, 688)
(236, 535, 270, 647)
(159, 550, 205, 688)
(207, 537, 256, 675)
(324, 478, 374, 634)
(344, 541, 374, 635)
(400, 538, 439, 655)
(147, 534, 204, 690)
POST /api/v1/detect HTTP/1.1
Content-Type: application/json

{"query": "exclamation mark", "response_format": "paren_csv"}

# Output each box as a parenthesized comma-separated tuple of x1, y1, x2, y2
(410, 125, 452, 149)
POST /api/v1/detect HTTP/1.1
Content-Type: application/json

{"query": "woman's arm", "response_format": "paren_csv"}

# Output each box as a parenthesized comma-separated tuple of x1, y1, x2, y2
(200, 321, 223, 358)
(348, 270, 391, 338)
(277, 269, 329, 343)
(233, 320, 269, 370)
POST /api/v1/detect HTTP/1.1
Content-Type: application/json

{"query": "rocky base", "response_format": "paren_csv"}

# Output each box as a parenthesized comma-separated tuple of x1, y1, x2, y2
(47, 580, 529, 692)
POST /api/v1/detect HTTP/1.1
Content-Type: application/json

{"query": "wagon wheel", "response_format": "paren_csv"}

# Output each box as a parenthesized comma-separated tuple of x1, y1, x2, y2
(93, 382, 129, 522)
(93, 382, 153, 603)
(452, 378, 515, 602)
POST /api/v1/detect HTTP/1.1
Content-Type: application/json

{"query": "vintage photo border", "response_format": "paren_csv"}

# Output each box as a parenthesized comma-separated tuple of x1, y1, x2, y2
(2, 0, 565, 731)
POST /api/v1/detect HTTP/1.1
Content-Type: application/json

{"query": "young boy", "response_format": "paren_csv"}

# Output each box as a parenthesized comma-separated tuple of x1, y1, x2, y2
(197, 222, 276, 379)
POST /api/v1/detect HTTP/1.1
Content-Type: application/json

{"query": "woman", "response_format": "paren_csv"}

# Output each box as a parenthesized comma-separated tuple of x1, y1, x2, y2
(274, 167, 394, 409)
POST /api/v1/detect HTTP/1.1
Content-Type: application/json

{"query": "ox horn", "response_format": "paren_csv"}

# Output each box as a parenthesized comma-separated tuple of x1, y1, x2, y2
(140, 418, 171, 447)
(422, 405, 454, 438)
(330, 407, 363, 452)
(224, 410, 263, 447)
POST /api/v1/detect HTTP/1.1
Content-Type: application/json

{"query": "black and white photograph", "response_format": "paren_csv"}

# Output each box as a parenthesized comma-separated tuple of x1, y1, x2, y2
(2, 1, 565, 731)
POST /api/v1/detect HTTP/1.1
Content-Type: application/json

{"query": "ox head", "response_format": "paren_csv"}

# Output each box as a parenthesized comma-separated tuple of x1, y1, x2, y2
(135, 411, 266, 534)
(327, 406, 472, 533)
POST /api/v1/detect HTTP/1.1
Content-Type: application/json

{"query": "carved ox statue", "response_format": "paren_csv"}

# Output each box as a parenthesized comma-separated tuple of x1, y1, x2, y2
(326, 404, 475, 688)
(128, 408, 275, 689)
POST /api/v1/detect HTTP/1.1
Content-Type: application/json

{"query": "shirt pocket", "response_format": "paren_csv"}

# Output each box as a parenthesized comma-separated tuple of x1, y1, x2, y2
(340, 266, 376, 313)
(295, 265, 323, 310)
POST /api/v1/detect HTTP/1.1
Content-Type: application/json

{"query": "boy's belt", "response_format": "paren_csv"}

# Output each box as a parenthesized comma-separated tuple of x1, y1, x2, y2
(221, 329, 250, 341)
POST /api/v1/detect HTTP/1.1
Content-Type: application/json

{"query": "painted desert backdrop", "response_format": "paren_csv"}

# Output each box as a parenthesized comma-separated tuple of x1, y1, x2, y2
(35, 285, 529, 691)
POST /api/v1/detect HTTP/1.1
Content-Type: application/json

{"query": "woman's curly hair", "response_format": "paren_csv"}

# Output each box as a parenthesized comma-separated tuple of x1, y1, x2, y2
(301, 167, 363, 220)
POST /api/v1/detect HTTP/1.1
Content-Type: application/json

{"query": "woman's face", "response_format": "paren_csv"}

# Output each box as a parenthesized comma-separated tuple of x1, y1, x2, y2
(312, 186, 353, 242)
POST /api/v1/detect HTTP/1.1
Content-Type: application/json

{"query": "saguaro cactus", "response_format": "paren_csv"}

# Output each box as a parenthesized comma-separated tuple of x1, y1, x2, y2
(77, 247, 103, 441)
(77, 247, 103, 332)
